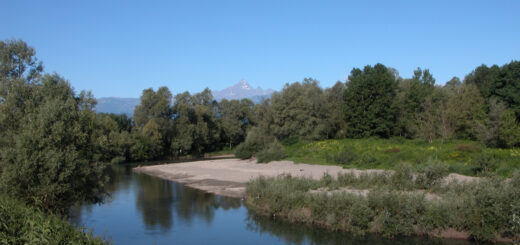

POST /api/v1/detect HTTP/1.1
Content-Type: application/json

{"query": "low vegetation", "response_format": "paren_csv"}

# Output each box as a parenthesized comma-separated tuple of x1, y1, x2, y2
(0, 194, 107, 244)
(245, 164, 520, 242)
(284, 138, 520, 177)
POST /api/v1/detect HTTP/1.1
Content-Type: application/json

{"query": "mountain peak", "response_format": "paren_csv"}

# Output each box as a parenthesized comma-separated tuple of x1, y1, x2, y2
(212, 80, 274, 103)
(238, 79, 252, 90)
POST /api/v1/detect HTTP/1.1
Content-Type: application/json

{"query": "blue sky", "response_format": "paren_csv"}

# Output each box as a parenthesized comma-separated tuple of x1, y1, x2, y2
(1, 0, 519, 98)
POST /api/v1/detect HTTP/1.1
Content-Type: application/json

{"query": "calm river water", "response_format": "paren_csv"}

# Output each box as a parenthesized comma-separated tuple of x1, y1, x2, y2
(69, 163, 480, 245)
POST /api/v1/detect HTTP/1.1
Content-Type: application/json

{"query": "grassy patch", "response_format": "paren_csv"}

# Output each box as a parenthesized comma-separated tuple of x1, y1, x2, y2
(284, 138, 520, 176)
(246, 168, 520, 242)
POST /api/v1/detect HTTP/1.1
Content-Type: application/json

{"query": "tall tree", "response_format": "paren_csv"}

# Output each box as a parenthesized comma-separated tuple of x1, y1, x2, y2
(0, 74, 108, 213)
(133, 87, 173, 159)
(344, 64, 398, 138)
(171, 89, 220, 156)
(133, 87, 173, 127)
(219, 98, 255, 149)
(269, 78, 332, 140)
(325, 81, 347, 138)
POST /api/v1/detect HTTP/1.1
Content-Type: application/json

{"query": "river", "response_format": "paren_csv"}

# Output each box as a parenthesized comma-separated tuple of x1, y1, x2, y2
(69, 163, 480, 245)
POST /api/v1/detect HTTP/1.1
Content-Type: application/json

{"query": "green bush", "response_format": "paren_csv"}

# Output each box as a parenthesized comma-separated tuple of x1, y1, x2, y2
(415, 159, 449, 189)
(0, 194, 107, 244)
(390, 163, 414, 190)
(246, 171, 520, 242)
(325, 146, 359, 165)
(234, 127, 276, 160)
(234, 142, 257, 159)
(281, 136, 300, 146)
(256, 140, 287, 163)
(472, 154, 497, 175)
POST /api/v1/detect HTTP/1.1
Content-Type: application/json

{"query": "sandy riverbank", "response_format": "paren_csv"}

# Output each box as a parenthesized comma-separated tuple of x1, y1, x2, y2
(133, 158, 387, 198)
(132, 158, 476, 198)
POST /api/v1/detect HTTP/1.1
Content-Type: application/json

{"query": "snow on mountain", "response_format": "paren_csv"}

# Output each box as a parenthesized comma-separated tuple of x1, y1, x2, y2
(211, 80, 274, 102)
(94, 80, 274, 116)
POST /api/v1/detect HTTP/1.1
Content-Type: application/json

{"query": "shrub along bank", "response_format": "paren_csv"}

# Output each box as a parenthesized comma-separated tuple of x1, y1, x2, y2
(245, 163, 520, 243)
(0, 194, 107, 245)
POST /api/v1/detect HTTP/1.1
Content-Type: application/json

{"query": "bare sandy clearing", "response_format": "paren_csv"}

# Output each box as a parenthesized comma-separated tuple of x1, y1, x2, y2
(133, 158, 386, 198)
(133, 158, 479, 198)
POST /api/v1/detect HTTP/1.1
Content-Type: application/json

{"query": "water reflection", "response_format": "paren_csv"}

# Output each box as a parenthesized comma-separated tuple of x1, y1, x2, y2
(135, 174, 175, 230)
(70, 163, 482, 245)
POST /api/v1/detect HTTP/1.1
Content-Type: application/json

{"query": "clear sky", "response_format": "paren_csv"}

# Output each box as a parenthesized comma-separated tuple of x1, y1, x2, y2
(1, 0, 519, 98)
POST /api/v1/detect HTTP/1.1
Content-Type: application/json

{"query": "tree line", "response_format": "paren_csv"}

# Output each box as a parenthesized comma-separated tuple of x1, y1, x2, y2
(1, 39, 519, 214)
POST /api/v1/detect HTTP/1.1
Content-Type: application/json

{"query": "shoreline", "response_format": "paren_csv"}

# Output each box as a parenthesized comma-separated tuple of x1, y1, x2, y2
(132, 158, 477, 198)
(132, 158, 387, 198)
(133, 158, 515, 243)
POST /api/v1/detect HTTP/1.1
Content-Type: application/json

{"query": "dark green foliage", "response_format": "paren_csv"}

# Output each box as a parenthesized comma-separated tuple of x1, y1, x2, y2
(269, 78, 333, 140)
(281, 136, 299, 146)
(234, 127, 278, 161)
(344, 64, 398, 138)
(325, 81, 348, 138)
(472, 154, 498, 175)
(325, 146, 359, 165)
(133, 87, 173, 127)
(256, 140, 287, 163)
(393, 68, 436, 138)
(0, 39, 43, 84)
(170, 89, 221, 157)
(0, 194, 107, 244)
(99, 113, 134, 132)
(0, 74, 109, 213)
(466, 61, 520, 117)
(498, 109, 520, 147)
(234, 127, 270, 159)
(0, 40, 109, 214)
(415, 159, 449, 189)
(219, 98, 256, 149)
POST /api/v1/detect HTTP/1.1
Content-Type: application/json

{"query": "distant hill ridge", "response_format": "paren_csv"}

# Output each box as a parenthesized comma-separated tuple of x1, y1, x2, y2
(94, 80, 274, 116)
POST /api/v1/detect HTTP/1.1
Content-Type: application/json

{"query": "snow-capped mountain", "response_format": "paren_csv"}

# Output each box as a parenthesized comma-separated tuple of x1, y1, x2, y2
(212, 80, 274, 102)
(94, 80, 274, 116)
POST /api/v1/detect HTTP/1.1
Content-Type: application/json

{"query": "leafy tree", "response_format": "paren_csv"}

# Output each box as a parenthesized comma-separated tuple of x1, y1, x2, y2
(493, 61, 520, 117)
(344, 64, 398, 138)
(410, 87, 452, 143)
(498, 109, 520, 148)
(0, 39, 43, 86)
(134, 87, 173, 127)
(465, 64, 500, 99)
(133, 87, 174, 159)
(0, 74, 108, 213)
(171, 89, 220, 156)
(474, 99, 507, 147)
(219, 98, 255, 149)
(269, 78, 332, 140)
(465, 61, 520, 118)
(394, 68, 436, 137)
(445, 84, 486, 139)
(325, 81, 347, 138)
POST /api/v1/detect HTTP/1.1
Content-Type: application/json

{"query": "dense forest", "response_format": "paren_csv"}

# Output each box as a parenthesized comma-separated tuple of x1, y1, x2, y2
(0, 39, 519, 241)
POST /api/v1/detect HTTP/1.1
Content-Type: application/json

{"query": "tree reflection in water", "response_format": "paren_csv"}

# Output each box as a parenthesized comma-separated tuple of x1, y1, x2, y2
(134, 170, 241, 231)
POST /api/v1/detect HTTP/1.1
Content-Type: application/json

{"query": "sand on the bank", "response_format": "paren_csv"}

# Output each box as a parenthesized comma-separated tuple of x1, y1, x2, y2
(133, 158, 386, 198)
(133, 158, 479, 198)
